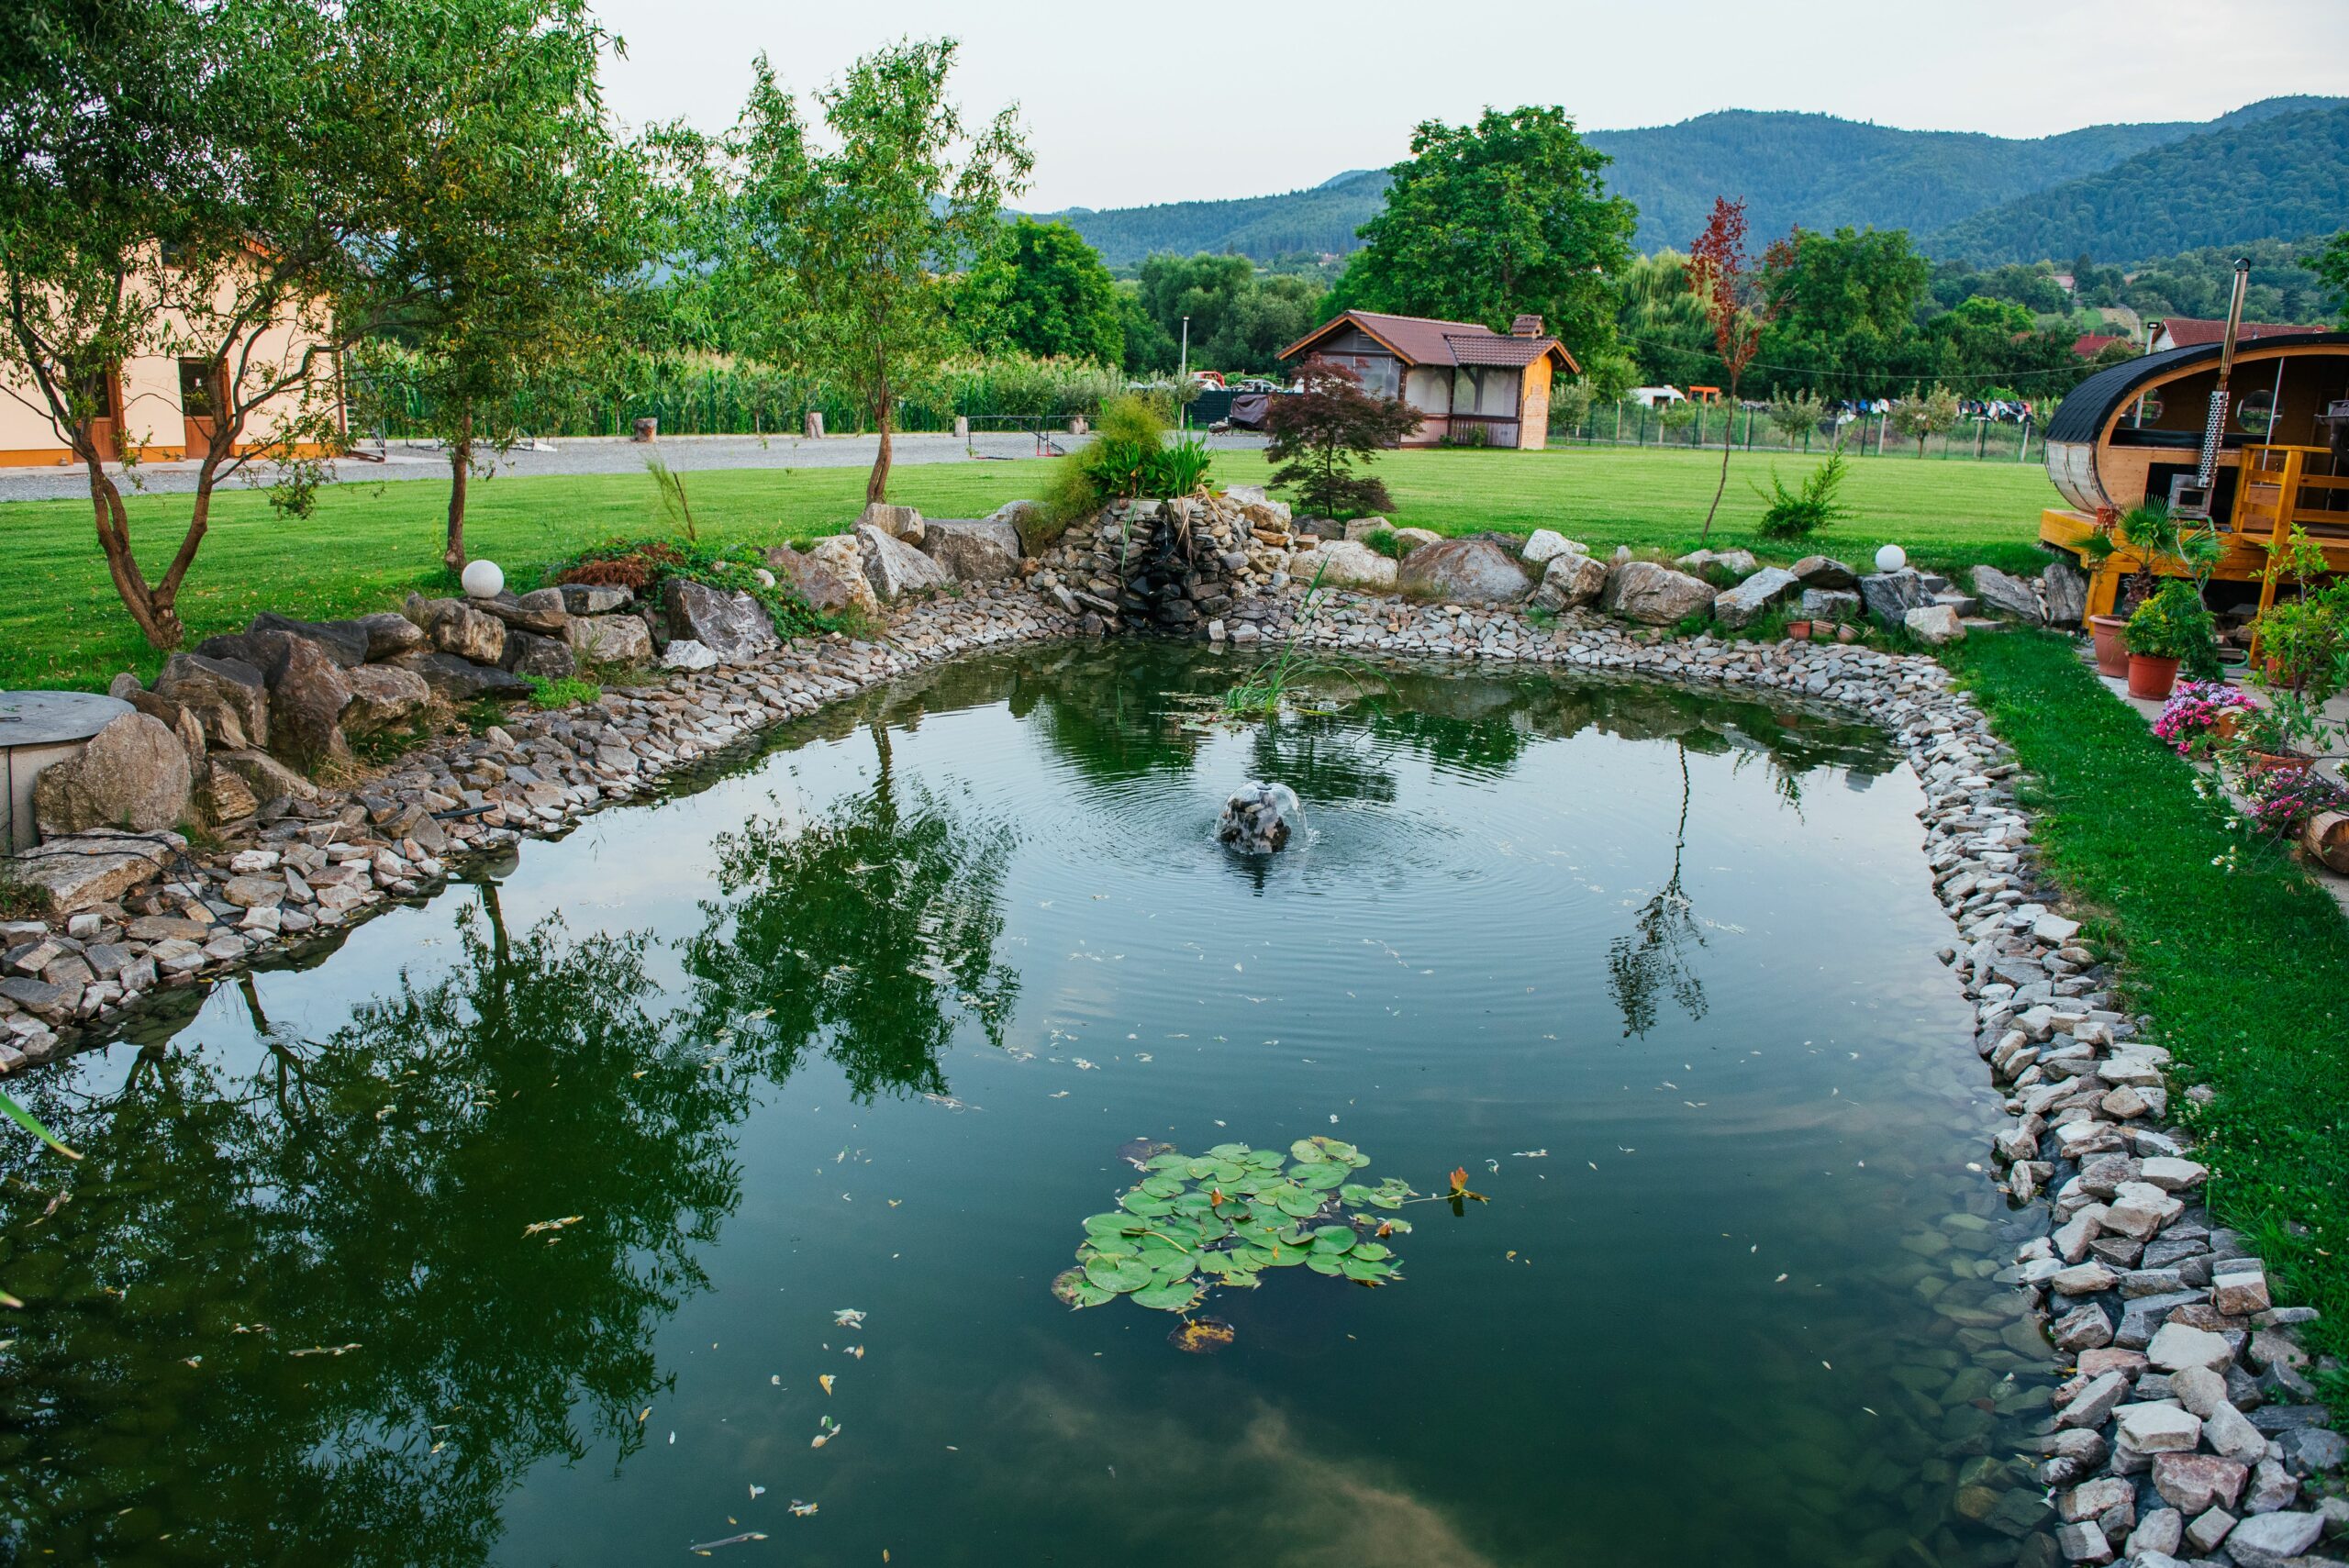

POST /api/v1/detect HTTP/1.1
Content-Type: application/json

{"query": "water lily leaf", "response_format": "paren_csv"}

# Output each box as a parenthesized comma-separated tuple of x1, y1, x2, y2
(1206, 1160, 1247, 1184)
(1360, 1190, 1405, 1209)
(1132, 1279, 1201, 1312)
(1289, 1140, 1329, 1164)
(1261, 1243, 1308, 1267)
(1145, 1152, 1192, 1171)
(1341, 1257, 1393, 1284)
(1305, 1254, 1345, 1276)
(1274, 1226, 1313, 1248)
(1081, 1236, 1139, 1259)
(1339, 1183, 1375, 1205)
(1085, 1256, 1155, 1293)
(1208, 1142, 1250, 1160)
(1185, 1159, 1222, 1182)
(1244, 1149, 1286, 1171)
(1350, 1241, 1393, 1262)
(1171, 1190, 1216, 1213)
(1084, 1213, 1143, 1237)
(1292, 1163, 1348, 1191)
(1119, 1194, 1174, 1218)
(1140, 1174, 1185, 1198)
(1195, 1251, 1247, 1276)
(1311, 1234, 1355, 1257)
(1377, 1217, 1413, 1235)
(1273, 1188, 1324, 1218)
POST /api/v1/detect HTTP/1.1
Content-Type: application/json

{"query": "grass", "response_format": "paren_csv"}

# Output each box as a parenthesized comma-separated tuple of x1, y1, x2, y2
(1947, 631, 2349, 1389)
(0, 444, 2059, 691)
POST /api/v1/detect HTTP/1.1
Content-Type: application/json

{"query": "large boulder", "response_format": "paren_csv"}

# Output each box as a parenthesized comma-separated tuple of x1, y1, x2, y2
(855, 524, 952, 601)
(1904, 604, 1966, 646)
(562, 614, 654, 664)
(1712, 566, 1803, 630)
(1397, 538, 1532, 603)
(476, 587, 569, 635)
(1800, 588, 1863, 624)
(7, 829, 183, 914)
(554, 582, 633, 615)
(352, 611, 426, 661)
(153, 651, 268, 751)
(387, 651, 529, 704)
(211, 747, 317, 804)
(1677, 548, 1758, 579)
(262, 633, 353, 769)
(247, 611, 370, 667)
(419, 597, 507, 664)
(1520, 529, 1584, 567)
(32, 712, 192, 836)
(1601, 561, 1716, 626)
(1300, 539, 1397, 591)
(918, 517, 1022, 581)
(859, 502, 924, 544)
(662, 578, 778, 664)
(807, 535, 881, 616)
(2044, 560, 2089, 628)
(1531, 550, 1609, 613)
(1791, 555, 1860, 590)
(1971, 564, 2046, 625)
(196, 762, 260, 823)
(500, 628, 577, 681)
(340, 663, 430, 734)
(763, 543, 859, 615)
(1860, 569, 1932, 629)
(1341, 517, 1393, 542)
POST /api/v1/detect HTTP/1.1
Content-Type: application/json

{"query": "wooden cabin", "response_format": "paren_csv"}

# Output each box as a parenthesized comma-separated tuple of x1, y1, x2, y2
(1278, 309, 1578, 450)
(2037, 331, 2349, 624)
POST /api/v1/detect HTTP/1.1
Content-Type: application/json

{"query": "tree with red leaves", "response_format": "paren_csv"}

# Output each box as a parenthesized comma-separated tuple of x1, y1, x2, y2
(1687, 197, 1776, 542)
(1265, 357, 1422, 519)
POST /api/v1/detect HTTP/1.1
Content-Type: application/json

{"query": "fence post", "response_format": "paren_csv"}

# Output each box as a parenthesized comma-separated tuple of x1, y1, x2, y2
(2018, 421, 2031, 463)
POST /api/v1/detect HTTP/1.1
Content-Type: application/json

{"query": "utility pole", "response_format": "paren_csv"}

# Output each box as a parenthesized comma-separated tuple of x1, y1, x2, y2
(1177, 316, 1191, 432)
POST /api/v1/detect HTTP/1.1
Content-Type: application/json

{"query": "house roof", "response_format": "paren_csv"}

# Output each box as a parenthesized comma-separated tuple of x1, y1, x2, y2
(1279, 309, 1579, 374)
(2153, 317, 2331, 348)
(2072, 333, 2131, 359)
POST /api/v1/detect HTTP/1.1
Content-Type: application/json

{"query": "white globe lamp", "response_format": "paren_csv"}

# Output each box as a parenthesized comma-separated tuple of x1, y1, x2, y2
(461, 559, 505, 599)
(1874, 543, 1907, 573)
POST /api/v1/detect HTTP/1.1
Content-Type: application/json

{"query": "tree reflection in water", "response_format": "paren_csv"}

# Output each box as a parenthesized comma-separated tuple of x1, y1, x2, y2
(0, 894, 747, 1566)
(1608, 742, 1709, 1039)
(680, 723, 1020, 1100)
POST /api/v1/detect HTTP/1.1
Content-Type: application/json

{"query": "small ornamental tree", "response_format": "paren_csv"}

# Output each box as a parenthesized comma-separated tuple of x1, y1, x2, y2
(1264, 357, 1420, 519)
(1890, 384, 1961, 456)
(1766, 388, 1825, 450)
(1687, 197, 1775, 541)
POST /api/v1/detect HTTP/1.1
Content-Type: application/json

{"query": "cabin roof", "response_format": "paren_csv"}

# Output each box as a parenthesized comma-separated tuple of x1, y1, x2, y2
(2046, 331, 2349, 446)
(1280, 309, 1578, 374)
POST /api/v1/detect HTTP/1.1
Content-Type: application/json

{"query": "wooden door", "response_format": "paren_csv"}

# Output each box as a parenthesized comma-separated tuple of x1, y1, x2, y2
(179, 358, 221, 456)
(83, 370, 121, 460)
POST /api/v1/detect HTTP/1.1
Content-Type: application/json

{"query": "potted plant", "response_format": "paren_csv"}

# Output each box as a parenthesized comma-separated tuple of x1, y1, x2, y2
(2083, 500, 2221, 677)
(2151, 679, 2257, 759)
(2121, 581, 2216, 701)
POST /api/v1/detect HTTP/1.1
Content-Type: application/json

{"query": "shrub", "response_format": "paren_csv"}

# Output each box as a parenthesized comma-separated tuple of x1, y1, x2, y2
(1362, 526, 1408, 560)
(1038, 393, 1214, 526)
(1265, 357, 1420, 518)
(1753, 453, 1850, 540)
(2124, 580, 2221, 677)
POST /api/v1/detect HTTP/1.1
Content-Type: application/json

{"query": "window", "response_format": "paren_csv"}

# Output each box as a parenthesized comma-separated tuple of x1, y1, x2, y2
(2235, 389, 2277, 438)
(80, 373, 115, 420)
(179, 358, 219, 417)
(1351, 354, 1399, 399)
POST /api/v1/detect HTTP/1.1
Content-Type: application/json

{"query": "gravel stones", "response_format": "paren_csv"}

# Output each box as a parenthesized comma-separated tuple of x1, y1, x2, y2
(31, 713, 192, 836)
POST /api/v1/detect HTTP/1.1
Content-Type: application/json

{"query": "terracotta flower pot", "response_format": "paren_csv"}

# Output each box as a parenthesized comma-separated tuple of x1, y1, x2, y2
(1835, 624, 1859, 644)
(1787, 620, 1813, 640)
(2089, 614, 2130, 678)
(2125, 653, 2180, 701)
(2241, 748, 2313, 779)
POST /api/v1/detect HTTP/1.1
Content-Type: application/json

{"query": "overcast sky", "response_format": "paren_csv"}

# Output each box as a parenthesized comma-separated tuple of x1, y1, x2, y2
(595, 0, 2349, 211)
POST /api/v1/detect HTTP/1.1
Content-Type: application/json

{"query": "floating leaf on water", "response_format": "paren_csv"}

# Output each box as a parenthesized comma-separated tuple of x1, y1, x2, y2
(1084, 1257, 1154, 1294)
(1304, 1254, 1345, 1277)
(1351, 1241, 1393, 1262)
(1132, 1279, 1201, 1312)
(788, 1500, 818, 1517)
(1243, 1149, 1286, 1171)
(1292, 1163, 1348, 1192)
(1270, 1187, 1323, 1218)
(1139, 1174, 1185, 1199)
(1083, 1213, 1143, 1238)
(1288, 1139, 1329, 1165)
(1169, 1317, 1236, 1354)
(1119, 1194, 1174, 1218)
(1207, 1142, 1250, 1160)
(1341, 1257, 1395, 1283)
(1144, 1152, 1192, 1172)
(818, 1374, 836, 1396)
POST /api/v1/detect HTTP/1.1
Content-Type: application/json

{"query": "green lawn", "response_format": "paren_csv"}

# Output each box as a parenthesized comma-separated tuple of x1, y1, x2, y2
(1948, 633, 2349, 1386)
(0, 444, 2059, 691)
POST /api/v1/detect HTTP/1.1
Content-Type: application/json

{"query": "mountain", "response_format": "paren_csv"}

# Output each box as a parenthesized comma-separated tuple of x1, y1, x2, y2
(1034, 97, 2342, 267)
(1929, 101, 2349, 264)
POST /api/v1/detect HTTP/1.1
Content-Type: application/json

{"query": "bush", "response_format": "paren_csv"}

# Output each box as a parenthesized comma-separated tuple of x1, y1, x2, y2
(524, 674, 603, 710)
(1265, 357, 1420, 519)
(1038, 394, 1213, 527)
(551, 538, 830, 639)
(1753, 453, 1850, 540)
(2123, 580, 2221, 677)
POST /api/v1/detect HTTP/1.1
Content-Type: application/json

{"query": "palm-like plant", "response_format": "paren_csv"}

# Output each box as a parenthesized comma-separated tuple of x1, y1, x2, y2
(2083, 498, 2221, 609)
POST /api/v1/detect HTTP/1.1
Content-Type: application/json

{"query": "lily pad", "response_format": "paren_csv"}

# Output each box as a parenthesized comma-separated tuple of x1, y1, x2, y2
(1085, 1256, 1155, 1294)
(1140, 1174, 1186, 1198)
(1052, 1268, 1117, 1308)
(1119, 1194, 1174, 1218)
(1292, 1162, 1349, 1191)
(1272, 1188, 1325, 1219)
(1305, 1254, 1346, 1277)
(1289, 1139, 1330, 1164)
(1341, 1257, 1396, 1284)
(1350, 1241, 1393, 1262)
(1132, 1279, 1201, 1312)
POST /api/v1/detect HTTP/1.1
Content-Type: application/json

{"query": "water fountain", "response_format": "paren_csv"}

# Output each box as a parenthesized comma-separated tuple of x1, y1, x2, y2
(1217, 781, 1301, 852)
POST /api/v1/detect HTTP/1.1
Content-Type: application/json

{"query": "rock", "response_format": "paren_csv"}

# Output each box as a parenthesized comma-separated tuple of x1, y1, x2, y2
(261, 633, 352, 768)
(1601, 561, 1716, 626)
(2243, 1458, 2299, 1515)
(196, 762, 260, 823)
(1792, 555, 1860, 590)
(2052, 1261, 2120, 1296)
(476, 587, 568, 634)
(31, 713, 192, 835)
(2054, 1303, 2115, 1351)
(2184, 1507, 2235, 1555)
(764, 544, 859, 614)
(386, 651, 529, 704)
(2279, 1426, 2345, 1477)
(1904, 603, 1965, 645)
(1677, 547, 1757, 577)
(2139, 1157, 2208, 1192)
(2211, 1265, 2273, 1318)
(2224, 1511, 2324, 1567)
(1304, 539, 1399, 591)
(1520, 529, 1581, 566)
(984, 498, 1045, 541)
(6, 830, 184, 913)
(1392, 527, 1442, 550)
(1971, 565, 2046, 624)
(211, 748, 317, 804)
(1531, 551, 1609, 613)
(340, 664, 430, 735)
(2153, 1453, 2249, 1514)
(1712, 566, 1802, 629)
(2148, 1319, 2234, 1376)
(2129, 1508, 2185, 1558)
(1342, 517, 1392, 542)
(2057, 1371, 2131, 1429)
(2202, 1399, 2272, 1465)
(1860, 569, 1931, 628)
(562, 614, 654, 665)
(2114, 1403, 2202, 1453)
(421, 598, 507, 665)
(855, 524, 952, 601)
(659, 639, 719, 672)
(1798, 588, 1863, 623)
(553, 583, 632, 615)
(859, 502, 924, 544)
(918, 518, 1023, 581)
(1397, 538, 1532, 603)
(662, 579, 779, 664)
(154, 651, 268, 751)
(352, 611, 426, 661)
(2169, 1365, 2228, 1418)
(2044, 559, 2089, 627)
(807, 535, 880, 616)
(499, 628, 577, 681)
(248, 611, 370, 666)
(2053, 1520, 2112, 1564)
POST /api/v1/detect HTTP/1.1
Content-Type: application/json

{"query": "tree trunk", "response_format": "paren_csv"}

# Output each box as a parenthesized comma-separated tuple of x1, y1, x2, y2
(1699, 381, 1736, 541)
(444, 409, 473, 573)
(865, 382, 893, 505)
(82, 445, 184, 650)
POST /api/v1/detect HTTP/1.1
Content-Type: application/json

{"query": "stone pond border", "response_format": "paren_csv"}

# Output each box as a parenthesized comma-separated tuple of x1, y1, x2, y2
(2, 573, 2340, 1566)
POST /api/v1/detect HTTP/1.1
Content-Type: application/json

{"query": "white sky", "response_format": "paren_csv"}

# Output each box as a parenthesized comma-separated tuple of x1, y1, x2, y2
(595, 0, 2349, 211)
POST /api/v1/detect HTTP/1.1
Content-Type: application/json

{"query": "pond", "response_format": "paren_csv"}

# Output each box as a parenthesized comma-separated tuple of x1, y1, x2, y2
(1, 643, 2056, 1567)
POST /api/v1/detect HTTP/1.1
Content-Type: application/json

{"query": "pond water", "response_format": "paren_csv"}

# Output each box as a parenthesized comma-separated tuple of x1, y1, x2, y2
(2, 644, 2058, 1567)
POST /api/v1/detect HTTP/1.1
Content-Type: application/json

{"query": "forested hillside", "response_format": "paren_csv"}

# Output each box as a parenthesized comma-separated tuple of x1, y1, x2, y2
(1930, 102, 2349, 264)
(1037, 170, 1388, 268)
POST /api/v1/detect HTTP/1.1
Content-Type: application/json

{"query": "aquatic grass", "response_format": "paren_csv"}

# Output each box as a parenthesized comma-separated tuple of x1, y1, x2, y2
(1946, 630, 2349, 1390)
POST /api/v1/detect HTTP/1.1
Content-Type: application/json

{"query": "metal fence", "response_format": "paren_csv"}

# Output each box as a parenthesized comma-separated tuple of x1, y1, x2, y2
(1553, 400, 2043, 463)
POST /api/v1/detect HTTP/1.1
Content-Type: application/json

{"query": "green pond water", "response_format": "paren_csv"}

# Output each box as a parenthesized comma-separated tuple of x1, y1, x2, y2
(2, 643, 2058, 1567)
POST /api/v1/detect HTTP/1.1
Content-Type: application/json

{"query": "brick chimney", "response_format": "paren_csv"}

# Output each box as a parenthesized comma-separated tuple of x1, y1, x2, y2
(1510, 314, 1544, 338)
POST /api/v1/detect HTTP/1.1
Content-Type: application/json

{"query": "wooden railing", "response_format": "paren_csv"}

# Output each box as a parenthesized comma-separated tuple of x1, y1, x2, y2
(2242, 444, 2349, 648)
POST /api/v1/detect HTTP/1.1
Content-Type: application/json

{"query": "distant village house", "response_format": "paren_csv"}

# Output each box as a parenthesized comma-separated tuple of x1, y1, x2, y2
(1279, 309, 1577, 450)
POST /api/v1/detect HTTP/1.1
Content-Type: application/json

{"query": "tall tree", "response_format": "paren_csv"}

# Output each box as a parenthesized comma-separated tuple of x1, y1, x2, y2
(333, 0, 647, 572)
(1133, 252, 1322, 373)
(748, 39, 1029, 505)
(1337, 106, 1635, 362)
(1687, 197, 1774, 541)
(962, 217, 1121, 364)
(2307, 229, 2349, 325)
